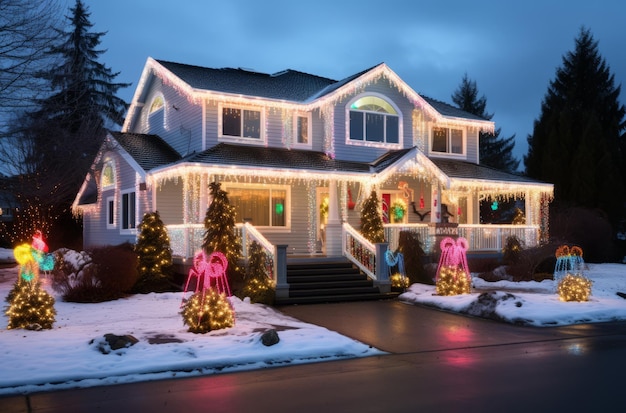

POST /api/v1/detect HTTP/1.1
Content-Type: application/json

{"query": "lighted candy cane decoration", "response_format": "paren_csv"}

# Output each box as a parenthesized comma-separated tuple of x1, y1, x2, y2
(436, 237, 470, 283)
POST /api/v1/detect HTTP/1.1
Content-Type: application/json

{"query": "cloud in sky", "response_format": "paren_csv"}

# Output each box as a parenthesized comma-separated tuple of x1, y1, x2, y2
(83, 0, 626, 165)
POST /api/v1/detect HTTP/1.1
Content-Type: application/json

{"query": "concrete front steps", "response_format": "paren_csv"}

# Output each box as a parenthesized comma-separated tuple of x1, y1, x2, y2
(275, 257, 399, 305)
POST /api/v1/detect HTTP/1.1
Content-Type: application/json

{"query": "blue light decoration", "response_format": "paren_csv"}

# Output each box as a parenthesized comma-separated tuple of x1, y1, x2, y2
(491, 201, 499, 211)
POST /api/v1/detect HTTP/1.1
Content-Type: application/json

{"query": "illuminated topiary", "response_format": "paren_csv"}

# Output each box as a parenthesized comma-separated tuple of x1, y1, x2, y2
(202, 182, 242, 276)
(134, 211, 173, 292)
(5, 281, 56, 330)
(557, 273, 592, 302)
(390, 272, 409, 289)
(360, 190, 385, 243)
(181, 290, 234, 334)
(436, 266, 471, 296)
(242, 241, 275, 305)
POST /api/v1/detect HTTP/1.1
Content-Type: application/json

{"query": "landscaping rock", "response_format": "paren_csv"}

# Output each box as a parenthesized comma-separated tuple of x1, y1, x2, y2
(92, 333, 139, 354)
(261, 329, 280, 346)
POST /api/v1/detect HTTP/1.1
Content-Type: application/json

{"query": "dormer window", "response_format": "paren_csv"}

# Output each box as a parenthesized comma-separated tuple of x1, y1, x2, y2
(431, 126, 464, 155)
(348, 95, 400, 146)
(101, 160, 115, 189)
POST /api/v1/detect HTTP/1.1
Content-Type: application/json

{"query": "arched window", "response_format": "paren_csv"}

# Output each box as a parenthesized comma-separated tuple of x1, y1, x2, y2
(348, 95, 400, 145)
(149, 94, 164, 114)
(101, 160, 115, 189)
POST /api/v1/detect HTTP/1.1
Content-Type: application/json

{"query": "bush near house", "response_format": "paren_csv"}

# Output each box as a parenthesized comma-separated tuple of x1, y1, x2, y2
(52, 244, 139, 303)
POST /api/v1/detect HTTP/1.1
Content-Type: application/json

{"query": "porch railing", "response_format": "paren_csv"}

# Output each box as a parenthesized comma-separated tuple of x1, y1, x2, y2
(342, 222, 377, 280)
(166, 223, 276, 282)
(167, 224, 204, 258)
(239, 222, 276, 282)
(383, 223, 540, 253)
(458, 224, 540, 252)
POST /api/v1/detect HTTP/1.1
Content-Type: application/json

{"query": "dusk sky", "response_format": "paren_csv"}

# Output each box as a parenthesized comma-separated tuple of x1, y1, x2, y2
(82, 0, 626, 166)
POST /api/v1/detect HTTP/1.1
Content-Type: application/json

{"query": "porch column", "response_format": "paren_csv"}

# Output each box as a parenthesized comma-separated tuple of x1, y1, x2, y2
(325, 179, 343, 256)
(199, 174, 208, 222)
(430, 183, 442, 223)
(275, 245, 289, 299)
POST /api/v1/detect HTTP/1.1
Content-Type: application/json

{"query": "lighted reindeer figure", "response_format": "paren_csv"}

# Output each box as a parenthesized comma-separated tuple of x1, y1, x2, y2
(181, 250, 231, 307)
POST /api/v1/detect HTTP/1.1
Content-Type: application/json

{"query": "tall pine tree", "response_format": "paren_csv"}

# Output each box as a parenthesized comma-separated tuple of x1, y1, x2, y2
(524, 27, 626, 227)
(360, 190, 385, 243)
(452, 73, 520, 172)
(8, 0, 129, 243)
(202, 182, 242, 275)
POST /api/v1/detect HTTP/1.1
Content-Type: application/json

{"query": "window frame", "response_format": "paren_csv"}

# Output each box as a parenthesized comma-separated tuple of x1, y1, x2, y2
(429, 125, 466, 157)
(218, 103, 266, 144)
(120, 189, 137, 233)
(106, 195, 116, 229)
(222, 183, 291, 231)
(346, 93, 402, 148)
(292, 112, 312, 148)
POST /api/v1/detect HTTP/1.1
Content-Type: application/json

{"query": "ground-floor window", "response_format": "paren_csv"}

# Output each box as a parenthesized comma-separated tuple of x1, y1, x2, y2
(121, 190, 136, 230)
(225, 185, 289, 228)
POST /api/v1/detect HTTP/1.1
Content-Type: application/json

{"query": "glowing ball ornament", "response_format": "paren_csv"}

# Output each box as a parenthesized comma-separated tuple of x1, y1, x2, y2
(557, 273, 592, 302)
(436, 237, 471, 296)
(554, 246, 592, 302)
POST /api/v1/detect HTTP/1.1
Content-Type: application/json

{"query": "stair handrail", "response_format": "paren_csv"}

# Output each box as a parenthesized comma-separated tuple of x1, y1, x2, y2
(238, 222, 276, 282)
(342, 222, 377, 280)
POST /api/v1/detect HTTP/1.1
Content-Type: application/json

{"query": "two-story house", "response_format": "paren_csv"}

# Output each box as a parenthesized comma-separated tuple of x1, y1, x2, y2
(73, 58, 553, 299)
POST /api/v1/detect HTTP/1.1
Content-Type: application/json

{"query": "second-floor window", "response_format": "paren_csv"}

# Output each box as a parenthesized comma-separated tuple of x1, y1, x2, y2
(293, 113, 311, 147)
(221, 106, 262, 140)
(431, 126, 464, 155)
(348, 95, 400, 145)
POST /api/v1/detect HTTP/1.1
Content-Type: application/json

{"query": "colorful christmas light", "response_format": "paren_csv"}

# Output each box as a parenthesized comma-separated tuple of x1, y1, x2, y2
(436, 237, 471, 296)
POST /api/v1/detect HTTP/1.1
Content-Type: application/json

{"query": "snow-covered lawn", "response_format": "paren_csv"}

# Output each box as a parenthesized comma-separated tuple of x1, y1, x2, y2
(0, 249, 381, 396)
(400, 263, 626, 326)
(1, 246, 626, 396)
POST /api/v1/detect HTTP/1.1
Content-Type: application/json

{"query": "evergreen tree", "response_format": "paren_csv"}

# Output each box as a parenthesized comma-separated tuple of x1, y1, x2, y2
(360, 190, 385, 243)
(5, 280, 56, 330)
(202, 182, 242, 275)
(242, 241, 275, 305)
(452, 73, 520, 172)
(524, 27, 626, 226)
(7, 0, 129, 242)
(134, 211, 173, 292)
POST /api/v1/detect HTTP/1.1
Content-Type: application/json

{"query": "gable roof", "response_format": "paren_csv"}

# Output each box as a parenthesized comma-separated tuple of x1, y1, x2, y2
(109, 132, 181, 171)
(124, 58, 493, 133)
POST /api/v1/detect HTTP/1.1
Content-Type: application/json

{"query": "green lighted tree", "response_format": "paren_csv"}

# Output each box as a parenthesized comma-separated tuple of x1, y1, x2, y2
(242, 241, 275, 305)
(133, 211, 173, 292)
(202, 182, 242, 275)
(5, 280, 56, 330)
(360, 190, 385, 243)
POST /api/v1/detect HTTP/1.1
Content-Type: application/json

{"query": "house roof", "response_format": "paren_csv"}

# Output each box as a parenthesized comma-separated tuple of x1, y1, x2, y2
(421, 97, 488, 122)
(154, 60, 488, 122)
(430, 158, 546, 185)
(156, 60, 337, 102)
(109, 132, 181, 171)
(179, 143, 374, 174)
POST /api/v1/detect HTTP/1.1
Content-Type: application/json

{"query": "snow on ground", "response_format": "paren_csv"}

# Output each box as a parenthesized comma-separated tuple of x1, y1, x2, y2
(1, 246, 626, 396)
(0, 249, 382, 396)
(400, 263, 626, 326)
